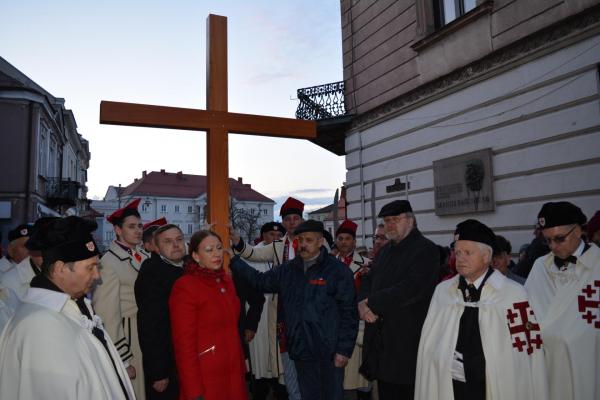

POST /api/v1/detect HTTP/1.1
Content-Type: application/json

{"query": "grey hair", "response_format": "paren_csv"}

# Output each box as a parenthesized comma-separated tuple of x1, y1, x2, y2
(475, 242, 493, 265)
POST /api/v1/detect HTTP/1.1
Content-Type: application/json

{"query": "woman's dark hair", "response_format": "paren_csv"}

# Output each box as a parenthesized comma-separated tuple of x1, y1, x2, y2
(188, 230, 222, 256)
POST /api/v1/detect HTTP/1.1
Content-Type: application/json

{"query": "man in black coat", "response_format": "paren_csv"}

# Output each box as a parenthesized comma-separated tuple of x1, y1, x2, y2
(359, 200, 440, 400)
(135, 224, 185, 400)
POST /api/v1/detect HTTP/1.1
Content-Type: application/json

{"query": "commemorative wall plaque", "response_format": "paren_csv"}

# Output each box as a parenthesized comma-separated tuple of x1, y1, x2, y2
(433, 149, 495, 216)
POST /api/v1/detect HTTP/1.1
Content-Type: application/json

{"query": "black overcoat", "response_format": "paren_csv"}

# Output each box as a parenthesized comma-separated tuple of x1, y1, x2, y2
(359, 228, 440, 385)
(134, 252, 183, 399)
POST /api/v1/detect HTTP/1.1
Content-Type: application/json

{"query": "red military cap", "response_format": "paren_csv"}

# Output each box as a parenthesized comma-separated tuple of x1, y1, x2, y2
(280, 197, 304, 217)
(143, 217, 168, 230)
(107, 198, 141, 225)
(336, 219, 358, 238)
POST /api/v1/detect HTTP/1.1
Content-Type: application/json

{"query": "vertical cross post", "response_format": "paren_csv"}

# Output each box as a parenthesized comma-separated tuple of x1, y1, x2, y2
(206, 15, 230, 245)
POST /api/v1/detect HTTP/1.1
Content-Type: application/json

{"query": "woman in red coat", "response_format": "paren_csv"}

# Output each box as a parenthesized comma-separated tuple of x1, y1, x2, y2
(169, 230, 248, 400)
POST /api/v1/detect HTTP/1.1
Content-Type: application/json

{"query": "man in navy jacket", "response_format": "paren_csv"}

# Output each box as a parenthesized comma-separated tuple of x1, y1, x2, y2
(231, 219, 358, 400)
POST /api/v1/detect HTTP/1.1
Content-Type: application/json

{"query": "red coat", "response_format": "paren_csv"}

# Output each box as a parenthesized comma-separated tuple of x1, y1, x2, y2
(169, 263, 247, 400)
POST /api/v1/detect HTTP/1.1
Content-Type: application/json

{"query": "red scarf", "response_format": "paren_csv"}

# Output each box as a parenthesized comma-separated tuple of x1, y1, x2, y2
(183, 258, 226, 280)
(340, 253, 353, 267)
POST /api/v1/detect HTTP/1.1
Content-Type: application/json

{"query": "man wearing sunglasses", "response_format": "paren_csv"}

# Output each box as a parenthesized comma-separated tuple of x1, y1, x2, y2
(526, 201, 599, 400)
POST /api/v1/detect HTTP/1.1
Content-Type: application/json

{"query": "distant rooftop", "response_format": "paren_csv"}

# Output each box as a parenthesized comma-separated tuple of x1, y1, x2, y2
(117, 170, 274, 203)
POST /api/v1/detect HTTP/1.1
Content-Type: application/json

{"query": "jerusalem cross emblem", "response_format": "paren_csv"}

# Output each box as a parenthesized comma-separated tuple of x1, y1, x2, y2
(506, 301, 543, 354)
(578, 280, 600, 329)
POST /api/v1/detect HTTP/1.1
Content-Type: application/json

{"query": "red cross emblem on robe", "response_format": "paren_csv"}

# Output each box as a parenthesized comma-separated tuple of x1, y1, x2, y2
(506, 301, 543, 354)
(578, 280, 600, 329)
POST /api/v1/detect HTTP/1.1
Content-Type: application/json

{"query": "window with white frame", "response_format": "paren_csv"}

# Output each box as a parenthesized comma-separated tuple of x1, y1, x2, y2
(188, 224, 193, 234)
(175, 205, 180, 213)
(141, 203, 149, 213)
(262, 209, 268, 215)
(161, 205, 167, 213)
(188, 205, 193, 213)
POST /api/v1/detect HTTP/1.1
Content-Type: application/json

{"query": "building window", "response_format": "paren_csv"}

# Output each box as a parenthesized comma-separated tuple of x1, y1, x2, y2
(188, 224, 193, 234)
(161, 205, 167, 213)
(175, 205, 180, 213)
(105, 231, 114, 241)
(141, 204, 149, 213)
(38, 123, 49, 177)
(188, 205, 193, 213)
(262, 209, 268, 215)
(250, 208, 255, 215)
(434, 0, 477, 27)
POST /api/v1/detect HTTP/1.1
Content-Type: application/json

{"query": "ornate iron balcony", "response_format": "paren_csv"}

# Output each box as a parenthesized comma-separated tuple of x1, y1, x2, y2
(46, 178, 80, 205)
(296, 81, 346, 120)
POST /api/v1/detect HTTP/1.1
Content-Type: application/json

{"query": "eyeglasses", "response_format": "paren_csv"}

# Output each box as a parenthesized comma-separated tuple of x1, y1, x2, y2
(543, 225, 577, 245)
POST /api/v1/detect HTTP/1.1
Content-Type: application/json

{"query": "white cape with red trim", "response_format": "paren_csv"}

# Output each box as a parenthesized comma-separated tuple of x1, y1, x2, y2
(525, 244, 600, 400)
(415, 270, 548, 400)
(0, 288, 135, 400)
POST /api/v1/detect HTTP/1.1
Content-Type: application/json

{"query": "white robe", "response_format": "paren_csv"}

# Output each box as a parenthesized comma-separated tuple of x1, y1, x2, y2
(337, 251, 371, 390)
(0, 256, 36, 300)
(0, 256, 15, 275)
(0, 284, 19, 334)
(0, 287, 135, 400)
(416, 270, 548, 400)
(525, 243, 600, 400)
(246, 241, 281, 380)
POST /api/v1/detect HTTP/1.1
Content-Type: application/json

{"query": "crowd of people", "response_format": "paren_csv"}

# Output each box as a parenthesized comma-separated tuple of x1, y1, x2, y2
(0, 196, 598, 400)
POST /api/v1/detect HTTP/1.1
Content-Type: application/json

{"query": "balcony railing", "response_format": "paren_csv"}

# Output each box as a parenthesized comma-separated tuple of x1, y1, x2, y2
(296, 81, 346, 120)
(46, 178, 80, 205)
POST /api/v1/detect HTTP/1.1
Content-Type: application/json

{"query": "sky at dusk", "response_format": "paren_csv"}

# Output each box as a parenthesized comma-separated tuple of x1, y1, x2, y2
(0, 0, 347, 213)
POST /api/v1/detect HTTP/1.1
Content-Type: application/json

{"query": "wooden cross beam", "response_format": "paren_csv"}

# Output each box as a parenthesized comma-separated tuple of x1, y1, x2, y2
(99, 14, 316, 251)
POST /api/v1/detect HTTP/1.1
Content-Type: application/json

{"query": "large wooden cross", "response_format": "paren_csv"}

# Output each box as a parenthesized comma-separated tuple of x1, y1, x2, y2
(99, 14, 316, 247)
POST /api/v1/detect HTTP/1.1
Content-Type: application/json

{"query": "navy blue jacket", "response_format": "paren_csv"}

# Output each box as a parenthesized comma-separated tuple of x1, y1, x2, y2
(230, 247, 358, 362)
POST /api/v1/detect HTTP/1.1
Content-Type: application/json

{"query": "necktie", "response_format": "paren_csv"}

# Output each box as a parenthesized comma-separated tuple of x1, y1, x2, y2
(465, 284, 479, 302)
(554, 255, 577, 269)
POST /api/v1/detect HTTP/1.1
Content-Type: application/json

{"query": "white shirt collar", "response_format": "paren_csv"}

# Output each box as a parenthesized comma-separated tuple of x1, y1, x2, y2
(572, 240, 585, 257)
(160, 255, 183, 268)
(467, 269, 488, 289)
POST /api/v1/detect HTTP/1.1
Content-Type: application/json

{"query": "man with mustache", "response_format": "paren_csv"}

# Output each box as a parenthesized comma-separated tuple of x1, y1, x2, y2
(231, 219, 358, 400)
(231, 197, 305, 400)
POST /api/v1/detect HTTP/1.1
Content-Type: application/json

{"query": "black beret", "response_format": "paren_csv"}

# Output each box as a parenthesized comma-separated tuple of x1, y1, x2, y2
(8, 224, 34, 242)
(454, 219, 497, 250)
(36, 217, 100, 264)
(294, 219, 326, 236)
(537, 201, 586, 229)
(260, 222, 285, 235)
(378, 200, 413, 218)
(25, 218, 60, 251)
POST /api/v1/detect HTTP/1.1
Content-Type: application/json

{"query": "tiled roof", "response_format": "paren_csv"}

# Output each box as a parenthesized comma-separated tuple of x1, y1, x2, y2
(119, 171, 274, 203)
(308, 204, 334, 215)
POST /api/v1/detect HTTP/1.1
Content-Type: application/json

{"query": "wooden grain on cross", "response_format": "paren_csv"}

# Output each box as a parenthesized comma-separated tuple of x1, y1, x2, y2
(99, 14, 316, 252)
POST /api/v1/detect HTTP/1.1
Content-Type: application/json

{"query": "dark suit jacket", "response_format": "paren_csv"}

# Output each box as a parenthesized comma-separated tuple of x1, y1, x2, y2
(135, 252, 183, 385)
(360, 228, 440, 384)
